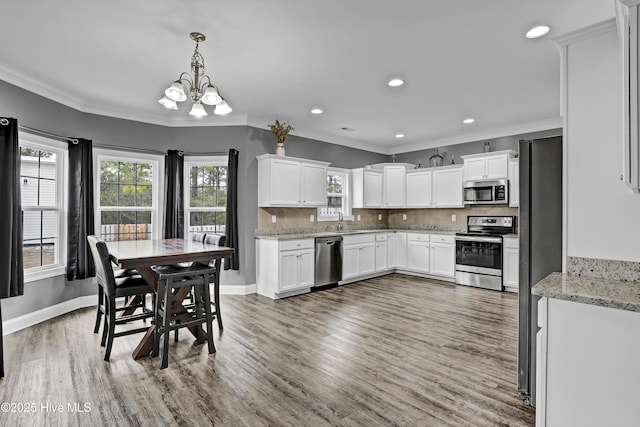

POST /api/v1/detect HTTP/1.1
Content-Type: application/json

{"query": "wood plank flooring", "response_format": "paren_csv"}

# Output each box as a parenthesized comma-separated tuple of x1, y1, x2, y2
(0, 274, 534, 426)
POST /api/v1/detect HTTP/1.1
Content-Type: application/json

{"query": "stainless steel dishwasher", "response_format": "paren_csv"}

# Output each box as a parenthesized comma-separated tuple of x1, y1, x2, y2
(314, 235, 343, 287)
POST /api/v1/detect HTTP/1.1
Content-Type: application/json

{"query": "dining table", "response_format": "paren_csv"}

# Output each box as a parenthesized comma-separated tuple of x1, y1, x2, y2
(106, 238, 235, 360)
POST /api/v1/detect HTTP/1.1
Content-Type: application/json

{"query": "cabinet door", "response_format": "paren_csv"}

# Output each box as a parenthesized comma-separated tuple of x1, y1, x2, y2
(279, 251, 300, 292)
(463, 157, 486, 181)
(395, 232, 407, 268)
(406, 170, 432, 207)
(270, 159, 301, 205)
(359, 243, 376, 275)
(433, 167, 463, 207)
(503, 246, 519, 289)
(485, 154, 509, 179)
(301, 163, 327, 206)
(387, 233, 396, 268)
(429, 242, 455, 277)
(383, 166, 406, 207)
(508, 159, 519, 207)
(375, 240, 388, 272)
(342, 245, 360, 280)
(363, 170, 383, 207)
(298, 250, 315, 287)
(407, 241, 430, 273)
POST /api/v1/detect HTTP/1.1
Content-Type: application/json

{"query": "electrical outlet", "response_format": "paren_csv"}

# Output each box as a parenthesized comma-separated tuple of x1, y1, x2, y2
(402, 213, 407, 221)
(451, 214, 457, 222)
(271, 215, 277, 223)
(357, 214, 361, 221)
(310, 214, 315, 222)
(378, 214, 383, 221)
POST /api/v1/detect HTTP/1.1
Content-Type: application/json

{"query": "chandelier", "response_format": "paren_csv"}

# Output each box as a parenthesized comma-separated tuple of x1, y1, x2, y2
(158, 32, 232, 117)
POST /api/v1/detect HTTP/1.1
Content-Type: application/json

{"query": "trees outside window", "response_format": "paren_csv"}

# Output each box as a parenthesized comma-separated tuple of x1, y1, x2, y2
(184, 156, 227, 239)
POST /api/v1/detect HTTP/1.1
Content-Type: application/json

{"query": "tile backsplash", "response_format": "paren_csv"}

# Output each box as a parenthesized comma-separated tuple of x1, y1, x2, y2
(257, 206, 518, 235)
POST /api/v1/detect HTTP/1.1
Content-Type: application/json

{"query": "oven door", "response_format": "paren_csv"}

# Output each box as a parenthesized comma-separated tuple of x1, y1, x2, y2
(455, 235, 502, 276)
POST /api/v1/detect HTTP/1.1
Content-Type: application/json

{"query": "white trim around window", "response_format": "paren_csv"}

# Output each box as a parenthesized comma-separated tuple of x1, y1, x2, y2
(183, 155, 228, 237)
(318, 167, 353, 221)
(93, 148, 164, 242)
(19, 132, 68, 283)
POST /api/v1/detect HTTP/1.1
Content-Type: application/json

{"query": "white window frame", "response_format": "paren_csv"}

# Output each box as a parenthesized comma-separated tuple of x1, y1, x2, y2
(20, 133, 68, 282)
(318, 167, 353, 221)
(93, 148, 164, 242)
(183, 155, 228, 237)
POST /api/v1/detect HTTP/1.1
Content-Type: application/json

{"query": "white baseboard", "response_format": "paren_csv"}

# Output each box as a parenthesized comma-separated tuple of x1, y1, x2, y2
(2, 295, 97, 336)
(221, 283, 256, 295)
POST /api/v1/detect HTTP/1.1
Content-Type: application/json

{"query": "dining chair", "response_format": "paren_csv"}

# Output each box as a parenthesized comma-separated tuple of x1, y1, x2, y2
(151, 265, 217, 369)
(87, 235, 154, 361)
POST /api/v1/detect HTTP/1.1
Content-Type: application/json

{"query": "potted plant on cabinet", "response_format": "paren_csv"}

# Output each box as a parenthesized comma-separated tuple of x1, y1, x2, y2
(268, 119, 294, 156)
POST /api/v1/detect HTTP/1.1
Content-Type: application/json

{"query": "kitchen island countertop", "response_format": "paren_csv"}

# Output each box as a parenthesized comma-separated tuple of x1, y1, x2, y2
(532, 272, 640, 313)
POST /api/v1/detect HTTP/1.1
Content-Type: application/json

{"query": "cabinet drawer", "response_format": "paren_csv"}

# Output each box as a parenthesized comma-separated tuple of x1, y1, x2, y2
(430, 234, 454, 244)
(280, 239, 314, 251)
(343, 233, 376, 245)
(376, 233, 388, 242)
(503, 236, 519, 249)
(407, 233, 430, 242)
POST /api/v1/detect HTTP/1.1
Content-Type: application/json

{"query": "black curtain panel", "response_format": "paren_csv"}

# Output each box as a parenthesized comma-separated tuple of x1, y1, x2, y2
(225, 148, 239, 270)
(163, 150, 184, 239)
(0, 117, 24, 379)
(66, 138, 95, 280)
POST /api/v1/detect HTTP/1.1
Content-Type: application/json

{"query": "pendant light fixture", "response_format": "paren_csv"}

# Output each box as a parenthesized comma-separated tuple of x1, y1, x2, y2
(158, 32, 232, 117)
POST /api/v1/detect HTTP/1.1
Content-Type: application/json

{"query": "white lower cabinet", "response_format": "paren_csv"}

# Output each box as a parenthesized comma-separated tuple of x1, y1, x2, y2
(256, 238, 314, 298)
(375, 233, 388, 272)
(407, 233, 430, 274)
(387, 232, 407, 269)
(429, 234, 455, 277)
(342, 234, 376, 280)
(502, 236, 519, 292)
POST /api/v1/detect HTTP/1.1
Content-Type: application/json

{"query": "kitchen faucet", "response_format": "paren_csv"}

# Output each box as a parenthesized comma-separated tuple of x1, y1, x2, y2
(337, 212, 344, 231)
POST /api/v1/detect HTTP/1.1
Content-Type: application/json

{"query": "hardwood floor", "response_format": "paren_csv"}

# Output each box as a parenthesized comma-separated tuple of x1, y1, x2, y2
(0, 274, 534, 426)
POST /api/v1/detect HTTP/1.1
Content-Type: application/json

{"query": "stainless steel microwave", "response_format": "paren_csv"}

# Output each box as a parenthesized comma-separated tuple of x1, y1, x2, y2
(463, 179, 509, 205)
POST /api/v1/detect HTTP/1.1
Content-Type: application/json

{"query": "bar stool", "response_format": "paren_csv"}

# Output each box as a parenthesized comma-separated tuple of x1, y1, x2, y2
(151, 266, 217, 369)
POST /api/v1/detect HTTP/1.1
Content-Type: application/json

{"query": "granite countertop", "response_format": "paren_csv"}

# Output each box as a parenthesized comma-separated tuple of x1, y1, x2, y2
(255, 228, 459, 240)
(532, 272, 640, 313)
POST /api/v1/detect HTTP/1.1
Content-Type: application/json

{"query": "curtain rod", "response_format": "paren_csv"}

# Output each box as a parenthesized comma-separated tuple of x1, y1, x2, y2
(17, 124, 79, 144)
(94, 143, 227, 157)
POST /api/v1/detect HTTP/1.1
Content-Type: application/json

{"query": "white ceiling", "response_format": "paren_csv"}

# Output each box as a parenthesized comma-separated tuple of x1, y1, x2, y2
(0, 0, 615, 154)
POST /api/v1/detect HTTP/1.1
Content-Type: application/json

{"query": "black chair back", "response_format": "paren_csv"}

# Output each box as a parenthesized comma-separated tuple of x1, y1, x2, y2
(204, 234, 226, 247)
(87, 235, 117, 298)
(191, 232, 207, 243)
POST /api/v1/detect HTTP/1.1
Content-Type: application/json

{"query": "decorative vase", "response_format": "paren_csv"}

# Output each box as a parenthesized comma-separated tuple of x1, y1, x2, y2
(276, 142, 285, 156)
(483, 141, 492, 152)
(429, 149, 443, 167)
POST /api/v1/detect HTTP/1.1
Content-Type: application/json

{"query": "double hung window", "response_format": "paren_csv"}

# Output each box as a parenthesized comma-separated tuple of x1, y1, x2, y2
(184, 156, 228, 238)
(318, 168, 352, 220)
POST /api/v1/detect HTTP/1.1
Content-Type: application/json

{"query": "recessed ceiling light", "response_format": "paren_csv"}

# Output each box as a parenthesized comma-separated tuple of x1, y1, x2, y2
(395, 134, 405, 139)
(525, 25, 550, 39)
(310, 108, 323, 114)
(341, 127, 355, 132)
(463, 118, 475, 124)
(388, 78, 404, 87)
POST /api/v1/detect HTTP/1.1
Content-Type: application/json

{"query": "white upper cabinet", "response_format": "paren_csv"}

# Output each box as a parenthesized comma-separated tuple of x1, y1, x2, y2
(352, 168, 383, 208)
(257, 154, 329, 207)
(432, 165, 464, 207)
(383, 165, 407, 207)
(508, 158, 519, 207)
(406, 170, 433, 207)
(461, 150, 517, 181)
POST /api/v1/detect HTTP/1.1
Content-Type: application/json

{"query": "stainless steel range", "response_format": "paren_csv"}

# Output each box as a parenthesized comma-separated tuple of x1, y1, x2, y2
(455, 216, 516, 291)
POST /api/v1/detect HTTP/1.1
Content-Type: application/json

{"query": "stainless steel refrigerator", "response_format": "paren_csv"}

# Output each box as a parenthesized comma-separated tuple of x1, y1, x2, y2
(517, 136, 563, 407)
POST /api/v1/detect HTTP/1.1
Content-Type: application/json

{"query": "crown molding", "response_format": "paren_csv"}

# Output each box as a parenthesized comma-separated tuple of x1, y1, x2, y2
(553, 18, 617, 47)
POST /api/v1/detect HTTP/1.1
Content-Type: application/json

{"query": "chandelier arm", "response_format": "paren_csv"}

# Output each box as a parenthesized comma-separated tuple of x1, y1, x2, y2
(178, 72, 194, 91)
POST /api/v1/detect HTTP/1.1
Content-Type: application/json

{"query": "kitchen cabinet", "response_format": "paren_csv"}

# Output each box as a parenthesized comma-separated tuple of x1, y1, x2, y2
(375, 233, 388, 272)
(256, 238, 314, 298)
(429, 234, 455, 277)
(388, 232, 407, 268)
(352, 168, 383, 208)
(257, 154, 330, 207)
(342, 234, 376, 280)
(406, 170, 433, 207)
(432, 165, 464, 207)
(616, 0, 640, 192)
(502, 236, 519, 292)
(407, 233, 430, 274)
(383, 165, 408, 207)
(508, 158, 519, 207)
(461, 150, 517, 181)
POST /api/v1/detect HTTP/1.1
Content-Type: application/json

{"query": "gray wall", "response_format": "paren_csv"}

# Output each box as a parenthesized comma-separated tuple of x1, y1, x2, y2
(0, 79, 387, 320)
